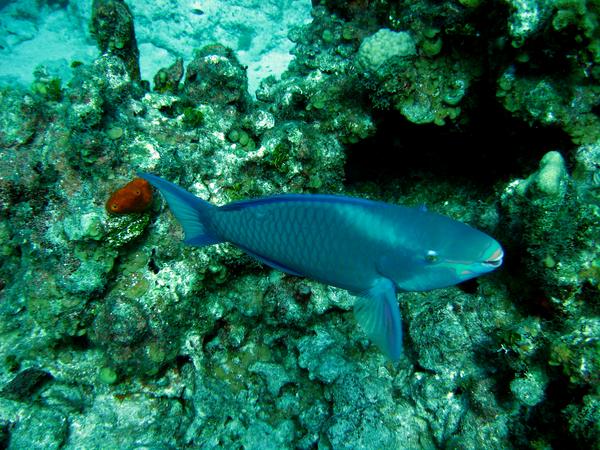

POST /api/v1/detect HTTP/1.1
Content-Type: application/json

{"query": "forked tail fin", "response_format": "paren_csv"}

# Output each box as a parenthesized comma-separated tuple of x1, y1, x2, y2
(137, 172, 223, 247)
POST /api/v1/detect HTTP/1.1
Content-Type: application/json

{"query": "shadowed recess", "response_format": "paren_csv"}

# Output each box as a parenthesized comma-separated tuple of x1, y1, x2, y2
(344, 101, 574, 189)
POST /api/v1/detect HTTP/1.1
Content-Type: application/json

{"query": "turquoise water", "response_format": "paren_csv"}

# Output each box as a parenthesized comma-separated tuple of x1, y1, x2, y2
(0, 1, 598, 448)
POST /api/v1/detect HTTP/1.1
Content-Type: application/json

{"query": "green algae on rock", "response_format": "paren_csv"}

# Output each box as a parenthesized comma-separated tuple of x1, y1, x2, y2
(90, 0, 141, 81)
(153, 58, 184, 95)
(183, 44, 251, 108)
(0, 0, 598, 448)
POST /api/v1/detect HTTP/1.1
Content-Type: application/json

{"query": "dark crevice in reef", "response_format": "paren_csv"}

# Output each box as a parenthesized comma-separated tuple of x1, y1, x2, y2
(511, 374, 592, 449)
(57, 334, 92, 351)
(344, 98, 574, 191)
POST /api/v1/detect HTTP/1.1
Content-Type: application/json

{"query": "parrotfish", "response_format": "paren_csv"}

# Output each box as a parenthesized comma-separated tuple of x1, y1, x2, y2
(139, 172, 503, 361)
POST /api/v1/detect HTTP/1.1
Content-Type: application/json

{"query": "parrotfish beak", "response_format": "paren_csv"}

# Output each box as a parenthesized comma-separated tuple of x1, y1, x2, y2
(482, 245, 504, 268)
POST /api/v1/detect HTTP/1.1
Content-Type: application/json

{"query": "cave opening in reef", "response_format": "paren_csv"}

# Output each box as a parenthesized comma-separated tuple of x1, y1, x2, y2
(344, 98, 574, 192)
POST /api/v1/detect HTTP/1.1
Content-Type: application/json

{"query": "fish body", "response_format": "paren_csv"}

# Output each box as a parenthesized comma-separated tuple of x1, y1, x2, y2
(139, 173, 503, 361)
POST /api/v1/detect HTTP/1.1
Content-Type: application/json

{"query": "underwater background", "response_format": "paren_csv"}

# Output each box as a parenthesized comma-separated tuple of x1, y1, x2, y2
(0, 0, 598, 448)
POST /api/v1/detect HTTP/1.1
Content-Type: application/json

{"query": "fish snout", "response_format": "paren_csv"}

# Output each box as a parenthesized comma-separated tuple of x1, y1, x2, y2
(482, 246, 504, 268)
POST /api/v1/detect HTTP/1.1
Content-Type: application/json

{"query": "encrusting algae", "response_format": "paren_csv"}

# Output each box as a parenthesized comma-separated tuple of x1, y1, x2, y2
(0, 0, 598, 448)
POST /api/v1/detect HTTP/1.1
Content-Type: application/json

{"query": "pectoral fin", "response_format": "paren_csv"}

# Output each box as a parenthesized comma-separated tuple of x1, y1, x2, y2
(353, 278, 403, 361)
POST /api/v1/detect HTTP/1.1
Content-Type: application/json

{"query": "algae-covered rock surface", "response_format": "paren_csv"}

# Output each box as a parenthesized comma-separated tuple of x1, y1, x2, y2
(0, 1, 598, 448)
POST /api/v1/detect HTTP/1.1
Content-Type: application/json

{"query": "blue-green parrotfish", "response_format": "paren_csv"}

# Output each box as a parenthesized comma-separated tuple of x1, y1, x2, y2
(139, 172, 504, 361)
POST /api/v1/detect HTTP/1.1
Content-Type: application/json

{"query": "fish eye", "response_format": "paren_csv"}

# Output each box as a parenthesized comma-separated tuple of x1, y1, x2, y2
(425, 250, 438, 263)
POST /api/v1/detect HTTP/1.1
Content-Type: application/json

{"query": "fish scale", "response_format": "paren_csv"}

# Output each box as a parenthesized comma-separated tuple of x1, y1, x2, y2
(139, 172, 503, 362)
(212, 200, 378, 291)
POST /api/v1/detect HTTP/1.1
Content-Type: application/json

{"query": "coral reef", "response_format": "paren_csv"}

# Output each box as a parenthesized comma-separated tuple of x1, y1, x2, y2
(497, 0, 600, 144)
(0, 0, 598, 448)
(90, 0, 141, 82)
(183, 44, 251, 109)
(153, 58, 184, 95)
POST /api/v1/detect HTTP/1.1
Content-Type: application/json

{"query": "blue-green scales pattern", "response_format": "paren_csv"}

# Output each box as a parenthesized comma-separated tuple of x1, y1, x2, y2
(212, 198, 392, 293)
(139, 172, 503, 360)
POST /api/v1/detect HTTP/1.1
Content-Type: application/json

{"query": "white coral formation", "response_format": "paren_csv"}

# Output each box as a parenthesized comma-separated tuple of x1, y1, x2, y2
(356, 28, 416, 71)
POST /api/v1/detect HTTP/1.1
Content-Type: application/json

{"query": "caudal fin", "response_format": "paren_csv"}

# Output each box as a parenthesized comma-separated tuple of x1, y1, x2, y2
(137, 172, 223, 246)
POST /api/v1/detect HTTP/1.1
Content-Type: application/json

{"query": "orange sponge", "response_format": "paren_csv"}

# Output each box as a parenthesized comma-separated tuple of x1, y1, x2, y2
(106, 178, 153, 214)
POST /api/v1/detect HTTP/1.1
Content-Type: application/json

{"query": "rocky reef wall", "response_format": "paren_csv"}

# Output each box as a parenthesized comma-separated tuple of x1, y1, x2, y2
(0, 0, 598, 448)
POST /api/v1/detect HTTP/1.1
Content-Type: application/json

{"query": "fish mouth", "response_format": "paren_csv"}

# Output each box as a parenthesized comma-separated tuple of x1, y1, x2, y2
(482, 247, 504, 267)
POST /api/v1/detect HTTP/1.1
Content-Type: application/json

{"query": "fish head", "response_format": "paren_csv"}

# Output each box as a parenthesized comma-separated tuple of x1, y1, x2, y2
(390, 212, 503, 292)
